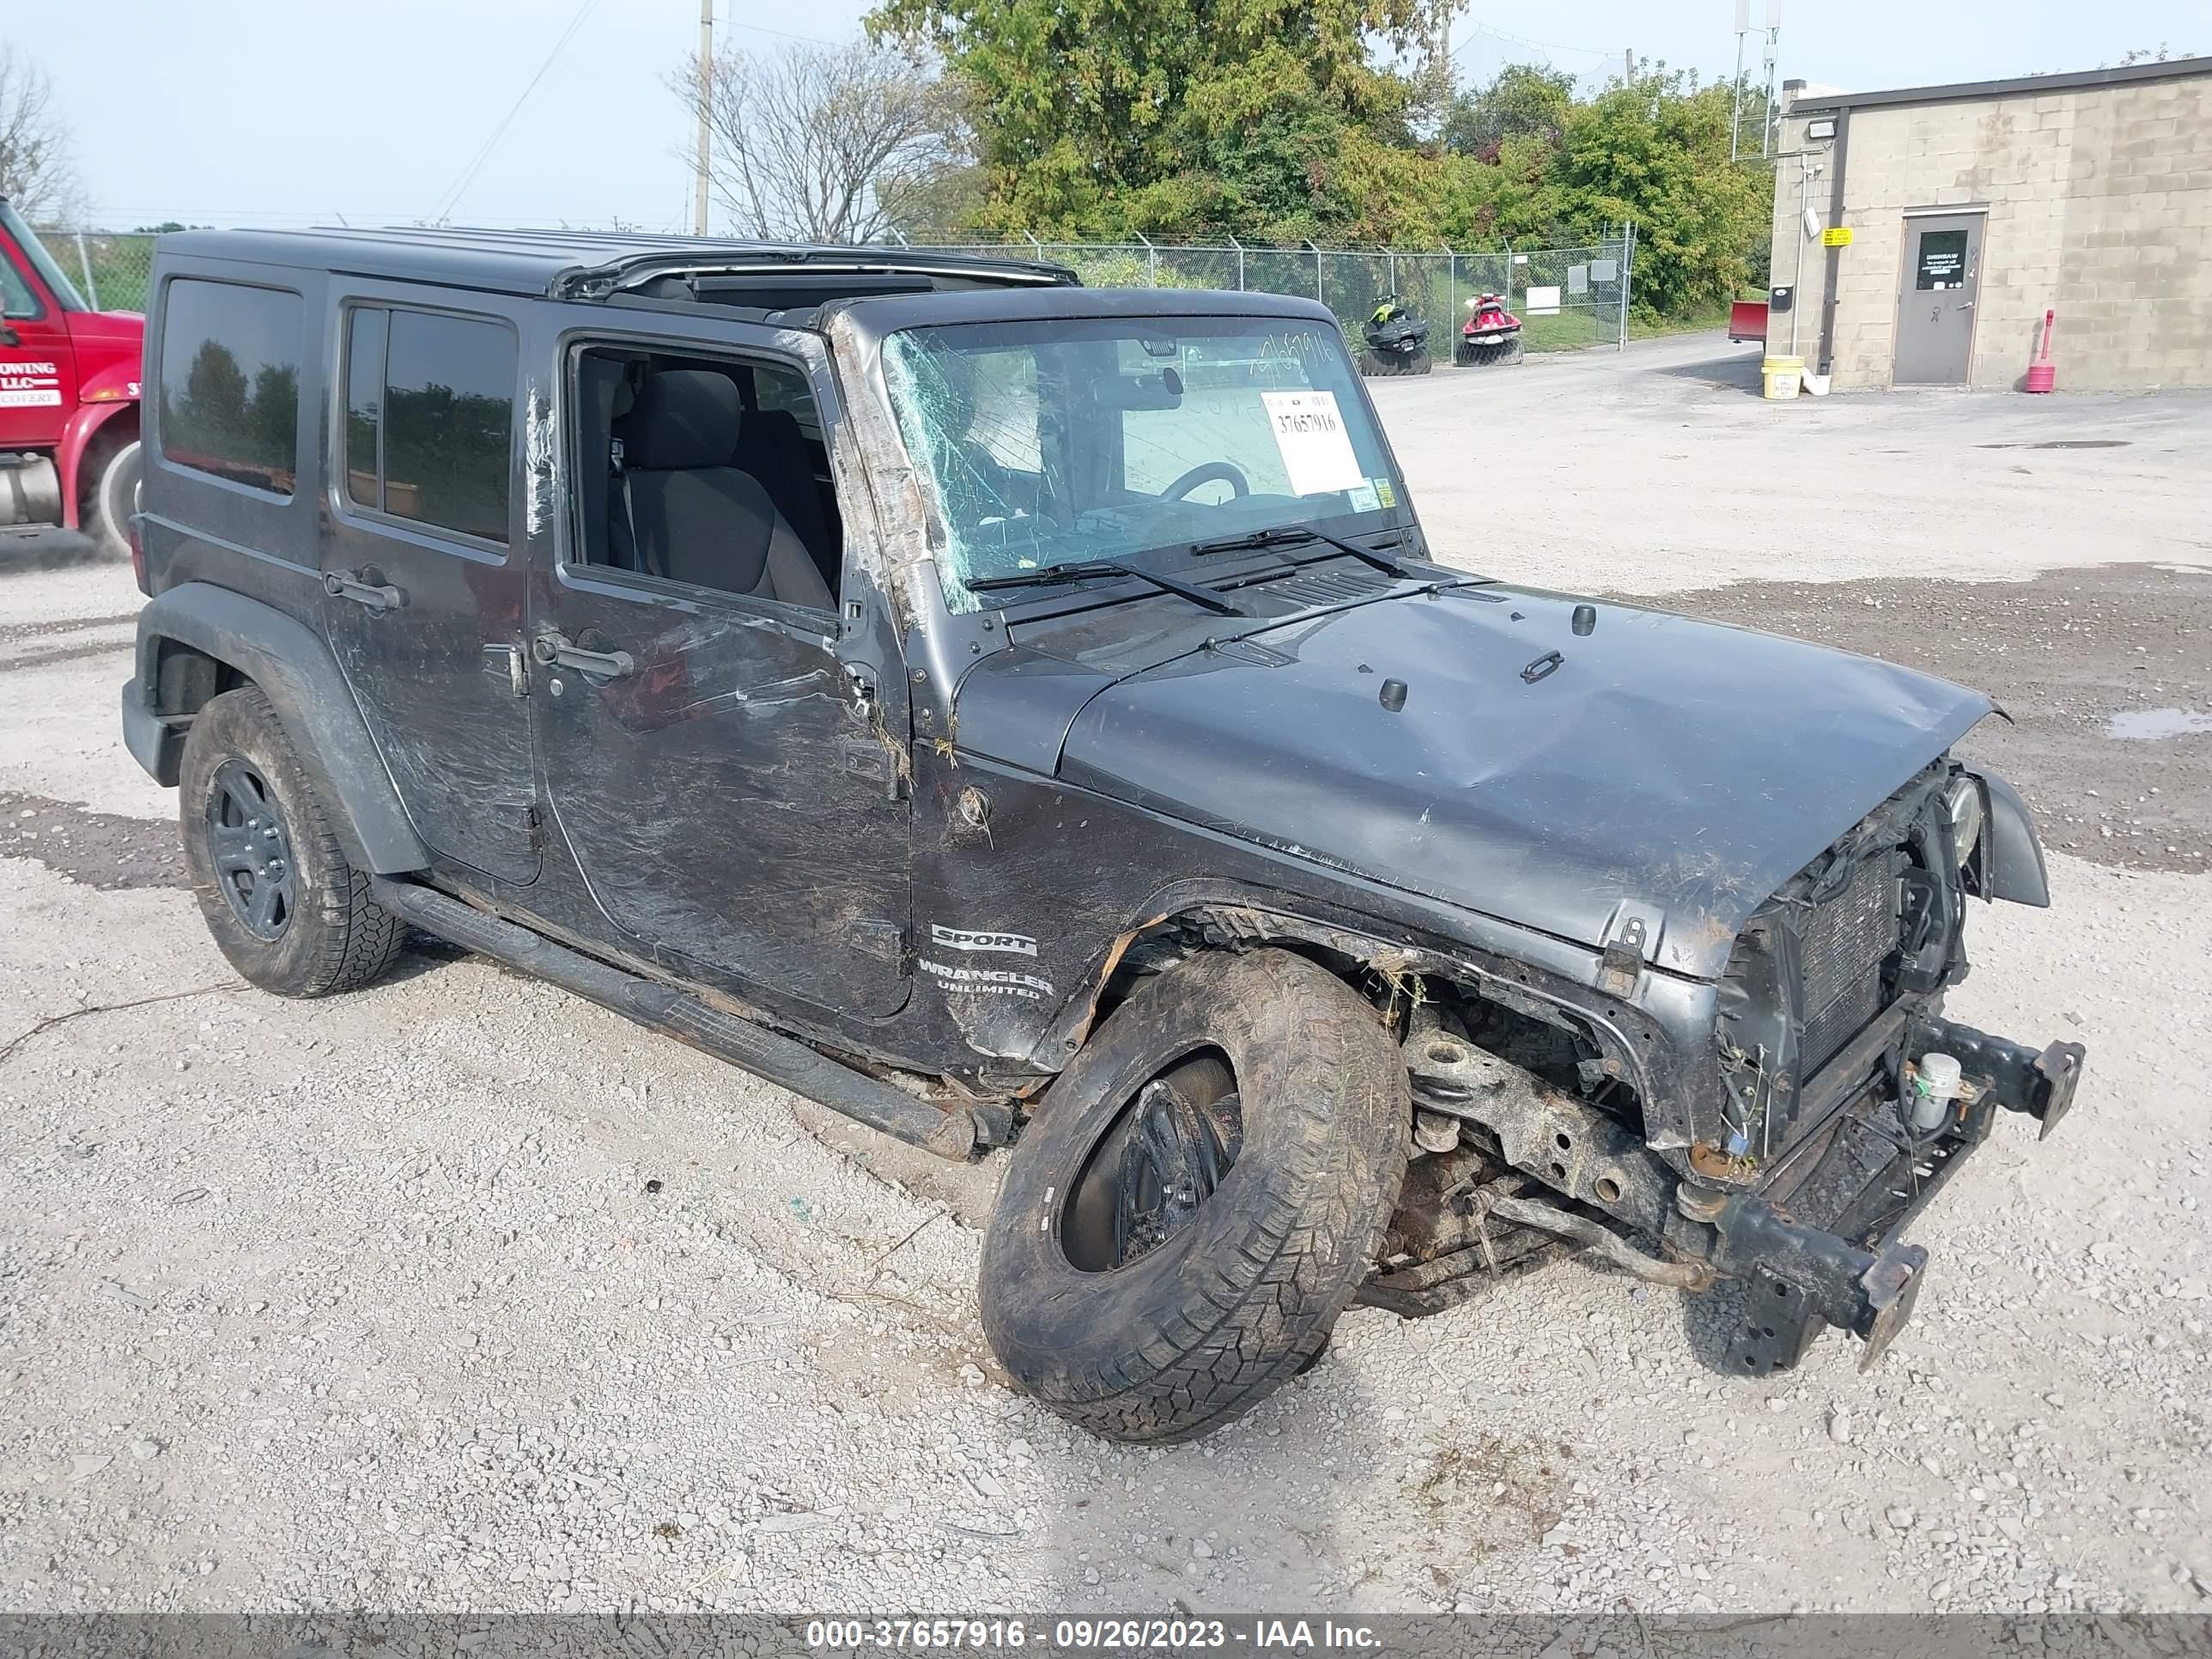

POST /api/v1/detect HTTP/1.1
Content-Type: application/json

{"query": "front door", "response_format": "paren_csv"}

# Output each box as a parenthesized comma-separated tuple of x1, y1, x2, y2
(533, 331, 911, 1017)
(320, 289, 540, 884)
(1893, 214, 1983, 386)
(0, 233, 76, 451)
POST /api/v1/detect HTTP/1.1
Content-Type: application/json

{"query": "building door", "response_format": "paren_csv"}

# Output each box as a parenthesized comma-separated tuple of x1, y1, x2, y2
(1893, 215, 1983, 386)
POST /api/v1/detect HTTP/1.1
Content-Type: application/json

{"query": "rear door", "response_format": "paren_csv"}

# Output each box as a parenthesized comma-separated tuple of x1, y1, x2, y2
(320, 285, 539, 884)
(0, 227, 76, 451)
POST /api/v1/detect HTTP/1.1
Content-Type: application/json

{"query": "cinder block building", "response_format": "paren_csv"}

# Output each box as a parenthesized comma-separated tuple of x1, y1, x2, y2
(1765, 57, 2212, 391)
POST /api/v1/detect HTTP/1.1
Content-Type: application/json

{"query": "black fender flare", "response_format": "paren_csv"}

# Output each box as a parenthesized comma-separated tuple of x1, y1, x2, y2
(1966, 767, 2051, 908)
(1024, 880, 1662, 1109)
(128, 582, 428, 874)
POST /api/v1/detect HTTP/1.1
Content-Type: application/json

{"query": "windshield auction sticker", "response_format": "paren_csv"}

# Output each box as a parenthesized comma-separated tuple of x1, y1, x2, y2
(1260, 389, 1364, 497)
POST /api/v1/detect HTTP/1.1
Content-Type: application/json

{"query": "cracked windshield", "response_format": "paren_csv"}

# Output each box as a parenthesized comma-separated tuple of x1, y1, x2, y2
(880, 316, 1406, 610)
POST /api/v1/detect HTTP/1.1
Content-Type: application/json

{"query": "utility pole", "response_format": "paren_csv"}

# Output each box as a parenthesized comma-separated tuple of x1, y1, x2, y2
(1731, 0, 1784, 161)
(692, 0, 714, 236)
(1623, 48, 1633, 84)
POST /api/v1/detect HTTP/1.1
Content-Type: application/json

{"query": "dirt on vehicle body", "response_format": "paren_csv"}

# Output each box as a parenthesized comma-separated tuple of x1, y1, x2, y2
(121, 227, 2083, 1442)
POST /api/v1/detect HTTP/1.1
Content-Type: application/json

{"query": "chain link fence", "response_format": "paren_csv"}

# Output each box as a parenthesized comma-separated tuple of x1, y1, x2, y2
(34, 226, 1636, 357)
(37, 228, 157, 313)
(907, 230, 1637, 355)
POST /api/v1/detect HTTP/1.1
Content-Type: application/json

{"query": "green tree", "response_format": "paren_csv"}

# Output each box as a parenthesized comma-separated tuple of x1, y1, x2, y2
(867, 0, 1432, 240)
(1439, 62, 1576, 157)
(1542, 69, 1768, 312)
(1436, 64, 1766, 311)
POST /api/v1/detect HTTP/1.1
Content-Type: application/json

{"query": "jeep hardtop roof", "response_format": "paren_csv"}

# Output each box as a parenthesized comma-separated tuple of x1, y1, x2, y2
(154, 225, 1081, 307)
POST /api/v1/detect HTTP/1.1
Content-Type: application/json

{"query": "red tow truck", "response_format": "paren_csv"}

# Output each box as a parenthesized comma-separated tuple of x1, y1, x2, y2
(0, 200, 143, 557)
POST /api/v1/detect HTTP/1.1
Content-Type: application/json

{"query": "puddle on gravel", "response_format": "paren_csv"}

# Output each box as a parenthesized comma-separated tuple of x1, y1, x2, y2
(0, 792, 185, 890)
(1977, 439, 2133, 450)
(2106, 708, 2212, 741)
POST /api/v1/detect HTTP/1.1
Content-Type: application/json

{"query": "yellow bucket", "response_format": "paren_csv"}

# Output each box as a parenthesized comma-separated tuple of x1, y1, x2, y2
(1762, 354, 1804, 400)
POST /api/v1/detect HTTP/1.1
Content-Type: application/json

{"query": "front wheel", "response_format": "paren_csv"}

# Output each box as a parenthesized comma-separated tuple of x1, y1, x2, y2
(980, 949, 1410, 1443)
(85, 436, 142, 561)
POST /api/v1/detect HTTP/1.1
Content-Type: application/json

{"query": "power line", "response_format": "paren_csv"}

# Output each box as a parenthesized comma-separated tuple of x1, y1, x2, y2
(721, 17, 842, 47)
(1450, 21, 1613, 64)
(431, 0, 611, 222)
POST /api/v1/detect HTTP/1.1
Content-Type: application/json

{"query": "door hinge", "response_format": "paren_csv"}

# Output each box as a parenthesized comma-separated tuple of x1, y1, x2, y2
(850, 918, 911, 969)
(483, 643, 529, 698)
(1597, 902, 1662, 1000)
(489, 800, 542, 846)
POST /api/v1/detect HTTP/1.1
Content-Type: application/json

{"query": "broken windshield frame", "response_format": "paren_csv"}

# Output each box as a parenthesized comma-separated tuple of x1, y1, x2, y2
(878, 313, 1410, 614)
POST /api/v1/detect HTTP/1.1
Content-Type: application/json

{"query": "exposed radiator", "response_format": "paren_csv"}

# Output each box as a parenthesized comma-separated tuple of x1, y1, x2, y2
(1799, 850, 1903, 1073)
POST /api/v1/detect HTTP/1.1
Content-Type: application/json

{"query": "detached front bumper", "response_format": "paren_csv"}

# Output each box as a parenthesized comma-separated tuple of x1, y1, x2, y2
(1678, 1018, 2086, 1373)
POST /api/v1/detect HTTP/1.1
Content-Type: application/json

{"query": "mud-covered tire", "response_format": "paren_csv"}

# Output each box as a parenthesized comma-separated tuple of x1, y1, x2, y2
(84, 436, 142, 561)
(179, 686, 406, 997)
(980, 949, 1410, 1443)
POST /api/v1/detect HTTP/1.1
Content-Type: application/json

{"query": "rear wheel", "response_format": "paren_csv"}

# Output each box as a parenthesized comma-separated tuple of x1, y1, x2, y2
(179, 686, 406, 997)
(980, 949, 1410, 1443)
(84, 436, 142, 561)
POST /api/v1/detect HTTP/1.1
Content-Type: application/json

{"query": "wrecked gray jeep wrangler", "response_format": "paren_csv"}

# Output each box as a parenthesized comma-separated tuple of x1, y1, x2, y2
(122, 228, 2084, 1443)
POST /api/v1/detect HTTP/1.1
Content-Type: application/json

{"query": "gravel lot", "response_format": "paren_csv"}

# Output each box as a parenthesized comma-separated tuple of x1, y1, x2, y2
(2, 333, 2209, 1617)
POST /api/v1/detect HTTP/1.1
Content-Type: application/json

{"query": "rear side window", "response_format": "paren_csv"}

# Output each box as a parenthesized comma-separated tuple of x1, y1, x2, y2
(158, 279, 304, 495)
(344, 305, 515, 543)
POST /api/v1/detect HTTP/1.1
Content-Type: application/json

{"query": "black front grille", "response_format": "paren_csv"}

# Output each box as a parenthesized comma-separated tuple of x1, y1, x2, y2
(1799, 850, 1901, 1072)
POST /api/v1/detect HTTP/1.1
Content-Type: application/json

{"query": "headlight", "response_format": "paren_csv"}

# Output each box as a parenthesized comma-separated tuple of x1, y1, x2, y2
(1944, 775, 1984, 865)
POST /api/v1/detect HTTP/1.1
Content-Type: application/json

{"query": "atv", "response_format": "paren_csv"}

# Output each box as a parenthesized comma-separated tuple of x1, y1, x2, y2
(1358, 295, 1431, 377)
(1455, 292, 1525, 366)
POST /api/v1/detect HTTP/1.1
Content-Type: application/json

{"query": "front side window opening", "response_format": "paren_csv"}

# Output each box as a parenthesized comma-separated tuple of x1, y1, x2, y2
(880, 316, 1405, 611)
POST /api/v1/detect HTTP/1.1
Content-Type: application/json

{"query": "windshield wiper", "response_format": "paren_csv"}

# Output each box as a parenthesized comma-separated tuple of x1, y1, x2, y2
(966, 558, 1249, 616)
(1189, 524, 1413, 578)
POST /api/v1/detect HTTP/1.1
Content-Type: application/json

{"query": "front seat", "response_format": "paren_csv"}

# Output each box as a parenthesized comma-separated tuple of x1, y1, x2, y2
(735, 405, 838, 592)
(617, 370, 835, 611)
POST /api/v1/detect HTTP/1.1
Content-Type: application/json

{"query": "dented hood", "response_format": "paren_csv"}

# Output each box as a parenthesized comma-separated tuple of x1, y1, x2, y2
(1048, 585, 1991, 980)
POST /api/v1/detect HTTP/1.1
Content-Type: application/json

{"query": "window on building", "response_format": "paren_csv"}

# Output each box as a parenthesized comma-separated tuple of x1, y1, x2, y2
(1915, 230, 1969, 291)
(157, 278, 304, 495)
(344, 306, 515, 543)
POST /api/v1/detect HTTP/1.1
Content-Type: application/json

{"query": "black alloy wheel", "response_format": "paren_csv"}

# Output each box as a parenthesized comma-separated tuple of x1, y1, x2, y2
(1062, 1053, 1244, 1273)
(205, 758, 298, 939)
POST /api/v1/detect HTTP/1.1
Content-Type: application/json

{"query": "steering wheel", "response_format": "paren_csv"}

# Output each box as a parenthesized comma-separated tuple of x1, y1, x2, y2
(1159, 461, 1249, 501)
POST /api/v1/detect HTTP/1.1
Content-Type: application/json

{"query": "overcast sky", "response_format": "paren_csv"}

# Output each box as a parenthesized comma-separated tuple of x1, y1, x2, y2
(30, 0, 2206, 231)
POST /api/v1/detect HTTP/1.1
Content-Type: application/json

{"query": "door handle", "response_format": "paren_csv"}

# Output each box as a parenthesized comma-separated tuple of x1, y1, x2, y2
(532, 631, 635, 679)
(0, 324, 18, 348)
(324, 569, 404, 612)
(1958, 301, 1975, 311)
